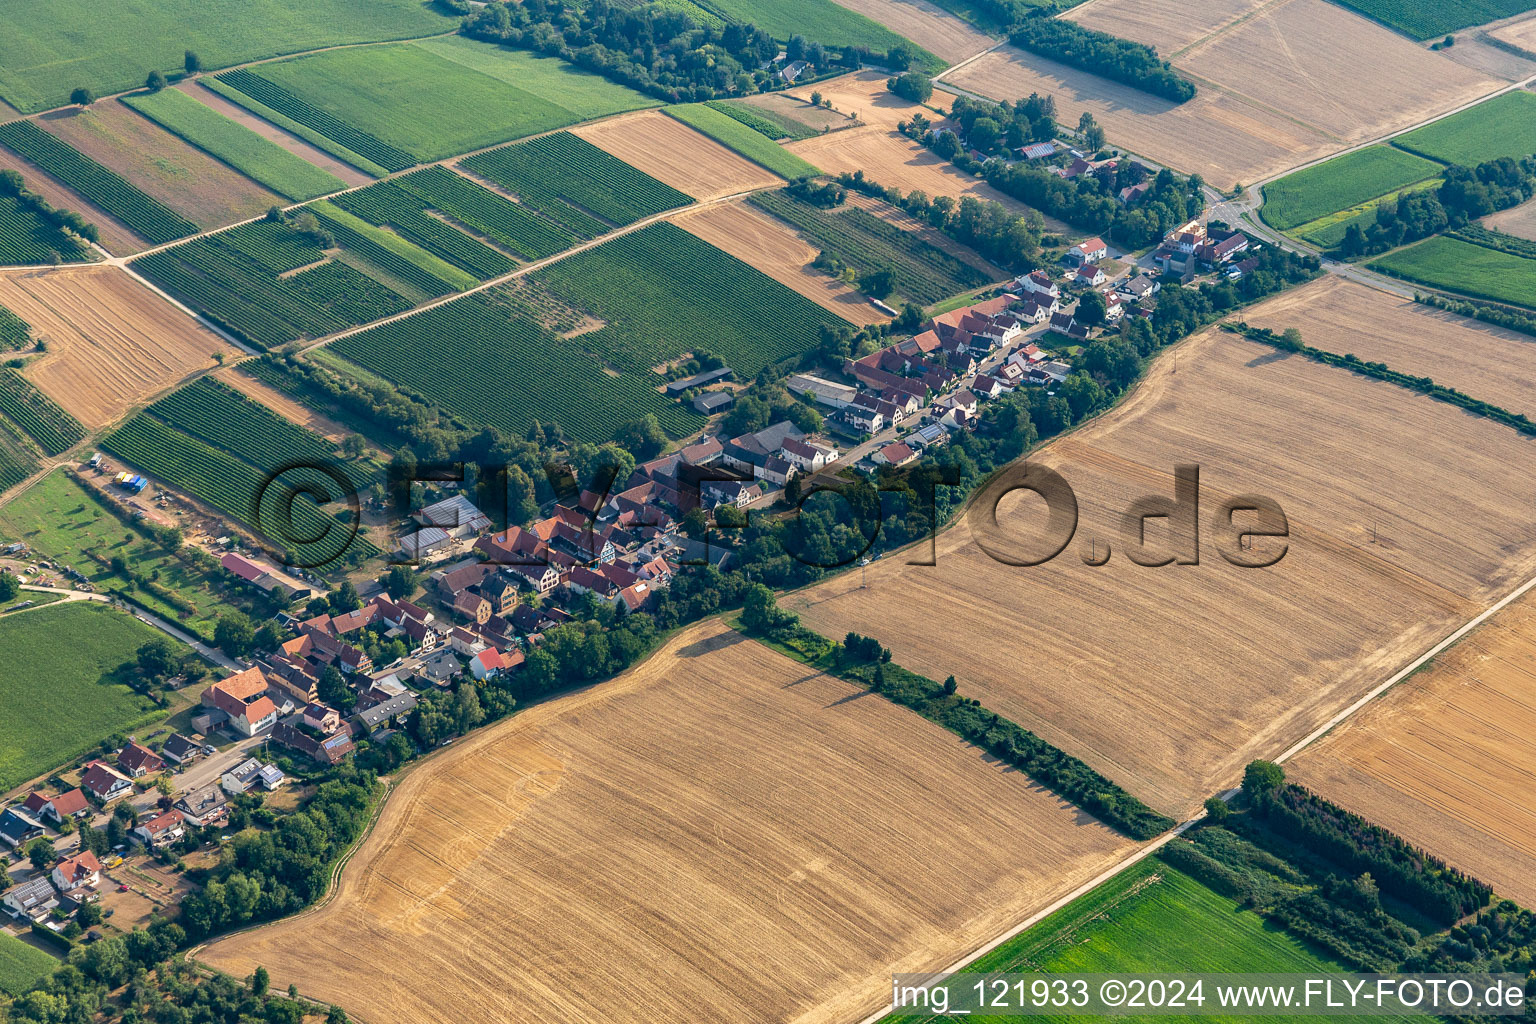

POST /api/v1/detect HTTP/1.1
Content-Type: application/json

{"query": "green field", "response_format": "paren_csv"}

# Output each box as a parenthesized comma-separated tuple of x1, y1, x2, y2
(412, 36, 660, 121)
(0, 469, 248, 642)
(0, 193, 91, 266)
(392, 165, 579, 262)
(1371, 234, 1536, 308)
(883, 857, 1412, 1024)
(702, 0, 943, 71)
(1393, 91, 1536, 166)
(665, 104, 821, 178)
(331, 182, 515, 280)
(1290, 178, 1442, 249)
(199, 77, 389, 178)
(226, 41, 646, 166)
(1328, 0, 1536, 39)
(0, 367, 86, 455)
(1261, 146, 1442, 231)
(311, 202, 477, 290)
(0, 305, 29, 349)
(122, 87, 345, 201)
(331, 290, 703, 443)
(461, 132, 693, 235)
(0, 0, 452, 114)
(0, 933, 57, 997)
(532, 221, 853, 375)
(707, 99, 820, 141)
(752, 190, 992, 304)
(0, 120, 197, 245)
(0, 601, 166, 790)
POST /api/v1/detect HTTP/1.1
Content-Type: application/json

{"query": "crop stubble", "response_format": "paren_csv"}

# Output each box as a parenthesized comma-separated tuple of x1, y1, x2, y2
(1290, 591, 1536, 907)
(675, 200, 890, 325)
(571, 110, 782, 201)
(0, 266, 234, 428)
(785, 326, 1536, 817)
(200, 620, 1134, 1024)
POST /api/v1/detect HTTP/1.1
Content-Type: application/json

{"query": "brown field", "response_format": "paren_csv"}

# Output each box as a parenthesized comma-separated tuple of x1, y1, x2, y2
(1290, 590, 1536, 907)
(571, 110, 781, 201)
(214, 365, 355, 444)
(1068, 0, 1265, 57)
(1242, 276, 1536, 417)
(739, 92, 853, 132)
(180, 81, 374, 188)
(1490, 14, 1536, 52)
(0, 147, 143, 255)
(1483, 198, 1536, 240)
(789, 70, 959, 129)
(199, 620, 1135, 1024)
(789, 125, 1033, 211)
(951, 0, 1500, 189)
(786, 326, 1536, 817)
(827, 0, 996, 63)
(38, 101, 281, 230)
(676, 201, 890, 325)
(0, 266, 234, 428)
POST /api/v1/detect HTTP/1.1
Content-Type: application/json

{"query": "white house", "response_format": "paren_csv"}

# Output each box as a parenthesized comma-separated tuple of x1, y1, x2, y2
(51, 852, 101, 892)
(2, 877, 59, 920)
(1069, 237, 1108, 264)
(1016, 270, 1059, 301)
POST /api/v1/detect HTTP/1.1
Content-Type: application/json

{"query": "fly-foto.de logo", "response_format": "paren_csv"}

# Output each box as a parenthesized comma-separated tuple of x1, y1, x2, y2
(965, 463, 1289, 568)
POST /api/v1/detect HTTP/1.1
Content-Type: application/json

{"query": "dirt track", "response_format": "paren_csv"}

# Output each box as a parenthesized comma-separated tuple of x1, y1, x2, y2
(200, 620, 1133, 1024)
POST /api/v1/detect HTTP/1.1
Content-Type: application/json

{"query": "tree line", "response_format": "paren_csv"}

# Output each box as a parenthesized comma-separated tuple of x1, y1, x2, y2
(1339, 155, 1536, 257)
(738, 589, 1176, 839)
(1009, 19, 1196, 102)
(0, 168, 98, 248)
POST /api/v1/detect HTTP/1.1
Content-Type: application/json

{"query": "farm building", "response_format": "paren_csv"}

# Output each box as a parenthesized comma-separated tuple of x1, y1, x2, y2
(693, 391, 734, 414)
(664, 366, 733, 395)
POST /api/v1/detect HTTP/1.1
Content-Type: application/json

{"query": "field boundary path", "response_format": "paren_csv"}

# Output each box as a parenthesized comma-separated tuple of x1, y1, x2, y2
(17, 583, 245, 670)
(846, 556, 1536, 1024)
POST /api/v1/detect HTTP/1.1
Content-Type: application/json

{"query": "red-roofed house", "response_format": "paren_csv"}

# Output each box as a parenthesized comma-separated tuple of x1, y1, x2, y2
(874, 442, 917, 467)
(34, 788, 90, 823)
(80, 761, 132, 803)
(51, 851, 101, 892)
(116, 741, 164, 778)
(470, 647, 525, 681)
(201, 667, 279, 737)
(133, 810, 185, 848)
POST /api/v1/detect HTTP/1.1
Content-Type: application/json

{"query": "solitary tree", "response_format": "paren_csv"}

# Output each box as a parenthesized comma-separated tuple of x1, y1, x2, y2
(70, 87, 94, 107)
(136, 637, 178, 680)
(145, 70, 167, 92)
(251, 966, 270, 997)
(214, 610, 255, 657)
(184, 50, 202, 74)
(28, 837, 55, 872)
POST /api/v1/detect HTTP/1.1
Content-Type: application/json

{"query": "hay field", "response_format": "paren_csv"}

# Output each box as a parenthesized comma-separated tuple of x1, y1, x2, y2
(0, 266, 234, 428)
(786, 326, 1536, 817)
(951, 0, 1500, 189)
(1066, 0, 1265, 56)
(199, 620, 1134, 1024)
(676, 201, 889, 325)
(1242, 276, 1536, 416)
(39, 102, 281, 230)
(826, 0, 996, 63)
(571, 110, 781, 201)
(789, 126, 1031, 211)
(1483, 198, 1536, 240)
(1290, 591, 1536, 907)
(789, 70, 959, 128)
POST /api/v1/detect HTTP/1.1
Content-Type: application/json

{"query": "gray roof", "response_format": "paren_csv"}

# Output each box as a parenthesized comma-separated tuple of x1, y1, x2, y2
(665, 366, 732, 394)
(353, 692, 419, 729)
(416, 494, 491, 533)
(0, 808, 43, 845)
(3, 876, 57, 910)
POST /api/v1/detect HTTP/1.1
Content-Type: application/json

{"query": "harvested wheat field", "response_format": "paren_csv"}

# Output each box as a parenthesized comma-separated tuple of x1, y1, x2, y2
(790, 126, 1031, 211)
(786, 327, 1536, 817)
(828, 0, 996, 63)
(1290, 590, 1536, 907)
(1491, 14, 1536, 53)
(1067, 0, 1266, 58)
(1243, 276, 1536, 417)
(790, 70, 959, 129)
(740, 92, 854, 132)
(0, 147, 142, 255)
(952, 0, 1499, 189)
(199, 620, 1134, 1024)
(572, 110, 781, 200)
(0, 266, 234, 428)
(677, 201, 889, 325)
(1483, 198, 1536, 240)
(39, 101, 281, 229)
(214, 366, 355, 444)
